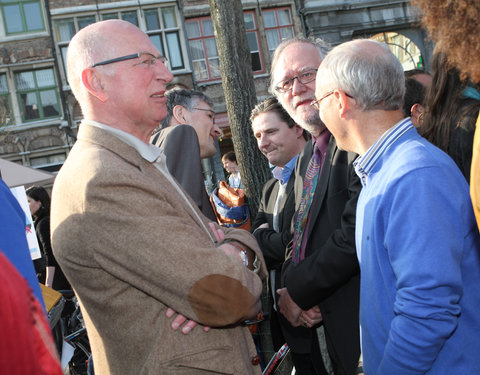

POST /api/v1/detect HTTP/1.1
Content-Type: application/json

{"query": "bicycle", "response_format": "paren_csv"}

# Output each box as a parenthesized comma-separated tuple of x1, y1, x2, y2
(49, 290, 92, 375)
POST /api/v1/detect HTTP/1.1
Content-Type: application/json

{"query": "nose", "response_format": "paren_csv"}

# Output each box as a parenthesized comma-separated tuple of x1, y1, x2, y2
(213, 124, 223, 138)
(291, 76, 307, 96)
(155, 60, 174, 83)
(258, 134, 269, 149)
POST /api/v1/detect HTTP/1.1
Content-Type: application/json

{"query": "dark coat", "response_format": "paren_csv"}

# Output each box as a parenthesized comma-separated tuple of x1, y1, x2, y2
(282, 137, 361, 375)
(34, 212, 70, 290)
(251, 174, 313, 350)
(152, 124, 217, 221)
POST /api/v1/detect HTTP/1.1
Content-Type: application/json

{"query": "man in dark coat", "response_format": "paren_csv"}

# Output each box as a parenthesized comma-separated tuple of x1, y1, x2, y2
(152, 89, 221, 221)
(270, 37, 362, 375)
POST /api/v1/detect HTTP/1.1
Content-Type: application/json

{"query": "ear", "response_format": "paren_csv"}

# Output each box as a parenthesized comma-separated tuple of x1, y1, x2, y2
(172, 105, 187, 125)
(335, 90, 351, 118)
(294, 124, 304, 139)
(411, 103, 425, 124)
(81, 68, 108, 102)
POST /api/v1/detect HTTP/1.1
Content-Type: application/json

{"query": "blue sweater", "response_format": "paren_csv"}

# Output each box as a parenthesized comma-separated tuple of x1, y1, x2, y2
(355, 119, 480, 375)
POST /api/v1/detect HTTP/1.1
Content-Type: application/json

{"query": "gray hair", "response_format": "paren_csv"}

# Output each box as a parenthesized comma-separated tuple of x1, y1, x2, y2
(161, 89, 213, 128)
(320, 39, 405, 111)
(269, 36, 331, 95)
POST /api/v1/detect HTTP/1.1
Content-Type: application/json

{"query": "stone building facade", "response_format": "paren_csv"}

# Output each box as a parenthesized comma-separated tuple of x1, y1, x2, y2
(0, 0, 429, 177)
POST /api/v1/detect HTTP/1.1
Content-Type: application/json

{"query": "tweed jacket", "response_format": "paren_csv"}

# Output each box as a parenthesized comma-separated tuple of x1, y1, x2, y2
(282, 137, 361, 375)
(51, 123, 266, 375)
(152, 124, 217, 221)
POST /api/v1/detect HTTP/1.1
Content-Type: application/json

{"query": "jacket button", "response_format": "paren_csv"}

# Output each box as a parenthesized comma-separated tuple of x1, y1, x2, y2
(251, 355, 261, 366)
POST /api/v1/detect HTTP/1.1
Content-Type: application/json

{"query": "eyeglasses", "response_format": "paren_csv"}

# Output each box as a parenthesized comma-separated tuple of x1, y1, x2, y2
(274, 69, 318, 93)
(310, 91, 334, 110)
(192, 107, 215, 123)
(92, 52, 167, 68)
(311, 91, 354, 110)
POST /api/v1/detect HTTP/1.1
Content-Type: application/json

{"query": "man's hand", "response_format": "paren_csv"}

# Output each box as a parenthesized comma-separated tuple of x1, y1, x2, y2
(299, 305, 323, 328)
(209, 222, 225, 243)
(277, 288, 303, 326)
(166, 308, 210, 334)
(277, 288, 323, 328)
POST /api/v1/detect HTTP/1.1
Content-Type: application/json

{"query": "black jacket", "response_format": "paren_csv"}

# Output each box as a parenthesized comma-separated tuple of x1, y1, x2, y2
(282, 137, 361, 375)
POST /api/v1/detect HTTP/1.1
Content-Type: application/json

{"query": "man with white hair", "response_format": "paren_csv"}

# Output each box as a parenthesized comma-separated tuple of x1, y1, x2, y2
(51, 20, 266, 375)
(270, 37, 361, 375)
(313, 38, 480, 374)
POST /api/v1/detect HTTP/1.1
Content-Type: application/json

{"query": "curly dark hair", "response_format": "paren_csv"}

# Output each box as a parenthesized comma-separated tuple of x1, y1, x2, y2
(412, 0, 480, 83)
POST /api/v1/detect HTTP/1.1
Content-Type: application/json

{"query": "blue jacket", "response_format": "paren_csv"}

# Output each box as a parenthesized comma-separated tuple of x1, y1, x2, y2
(355, 119, 480, 375)
(0, 179, 45, 307)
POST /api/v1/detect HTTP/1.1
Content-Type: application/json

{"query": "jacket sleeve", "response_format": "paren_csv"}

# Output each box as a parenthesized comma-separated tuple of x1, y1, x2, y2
(160, 125, 216, 221)
(35, 217, 57, 268)
(252, 179, 293, 269)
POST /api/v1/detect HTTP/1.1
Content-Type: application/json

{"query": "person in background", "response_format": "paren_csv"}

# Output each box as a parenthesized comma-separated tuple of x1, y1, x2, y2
(250, 97, 308, 355)
(222, 151, 243, 188)
(151, 89, 222, 221)
(314, 37, 480, 375)
(403, 77, 426, 127)
(26, 186, 70, 290)
(403, 69, 431, 127)
(270, 36, 361, 375)
(404, 68, 432, 88)
(419, 51, 480, 182)
(51, 19, 266, 375)
(412, 0, 480, 228)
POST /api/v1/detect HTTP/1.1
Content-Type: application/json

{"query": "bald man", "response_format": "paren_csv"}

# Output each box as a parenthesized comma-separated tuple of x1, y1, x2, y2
(51, 20, 266, 375)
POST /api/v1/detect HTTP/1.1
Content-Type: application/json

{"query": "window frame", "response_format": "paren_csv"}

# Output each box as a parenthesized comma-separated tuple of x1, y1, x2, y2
(52, 5, 187, 86)
(0, 72, 14, 126)
(143, 6, 185, 71)
(262, 7, 295, 58)
(0, 0, 46, 37)
(14, 67, 62, 123)
(186, 11, 265, 83)
(185, 17, 220, 82)
(244, 11, 265, 75)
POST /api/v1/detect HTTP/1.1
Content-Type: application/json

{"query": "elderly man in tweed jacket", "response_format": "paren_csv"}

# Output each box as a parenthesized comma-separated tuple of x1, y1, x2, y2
(51, 19, 266, 375)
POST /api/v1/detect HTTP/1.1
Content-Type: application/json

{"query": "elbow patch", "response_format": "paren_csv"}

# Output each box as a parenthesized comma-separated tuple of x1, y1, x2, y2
(189, 274, 257, 326)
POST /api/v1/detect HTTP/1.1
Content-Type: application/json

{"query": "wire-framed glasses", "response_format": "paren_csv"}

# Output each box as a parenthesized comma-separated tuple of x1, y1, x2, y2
(192, 107, 215, 123)
(311, 91, 354, 110)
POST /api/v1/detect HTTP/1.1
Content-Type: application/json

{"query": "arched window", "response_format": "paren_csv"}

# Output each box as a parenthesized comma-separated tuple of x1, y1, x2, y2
(371, 32, 424, 70)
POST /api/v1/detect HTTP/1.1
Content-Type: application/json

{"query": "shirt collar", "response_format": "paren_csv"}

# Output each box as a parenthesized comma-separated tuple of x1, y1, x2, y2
(354, 117, 413, 186)
(82, 119, 164, 163)
(272, 154, 298, 185)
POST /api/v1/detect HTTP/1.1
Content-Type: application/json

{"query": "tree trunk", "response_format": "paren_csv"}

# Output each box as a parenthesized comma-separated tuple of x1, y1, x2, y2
(208, 0, 271, 218)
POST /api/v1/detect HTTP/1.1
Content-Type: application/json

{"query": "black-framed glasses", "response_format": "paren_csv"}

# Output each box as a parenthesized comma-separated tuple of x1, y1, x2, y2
(192, 107, 215, 123)
(92, 52, 167, 68)
(274, 69, 318, 93)
(311, 91, 353, 110)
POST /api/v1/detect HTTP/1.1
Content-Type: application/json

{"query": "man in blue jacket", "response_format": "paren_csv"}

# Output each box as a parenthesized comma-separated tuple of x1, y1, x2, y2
(314, 38, 480, 374)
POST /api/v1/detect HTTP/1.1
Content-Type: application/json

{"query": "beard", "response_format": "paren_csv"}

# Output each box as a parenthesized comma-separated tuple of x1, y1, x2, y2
(285, 100, 325, 137)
